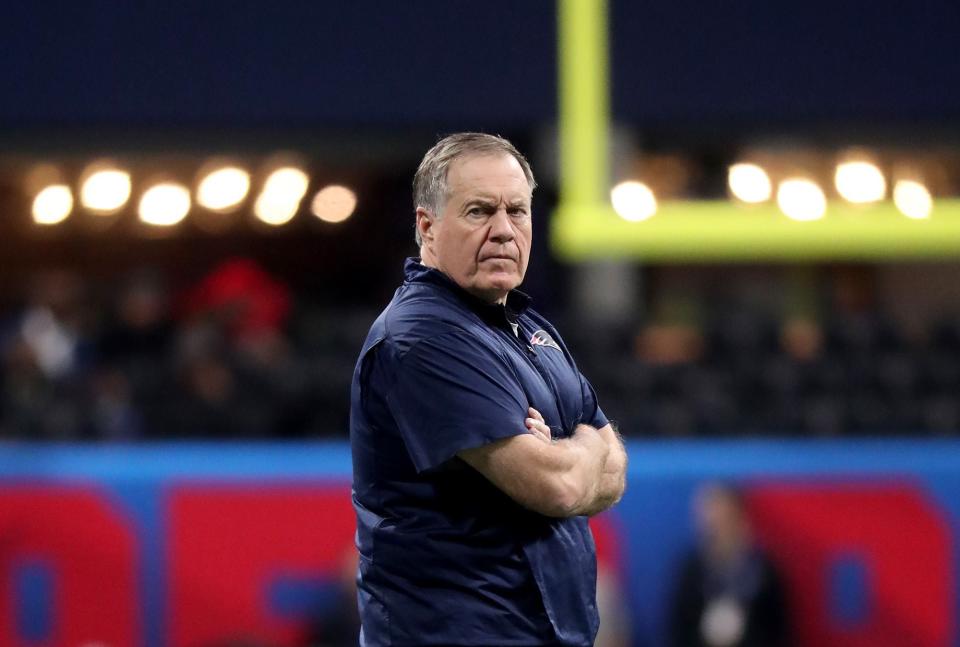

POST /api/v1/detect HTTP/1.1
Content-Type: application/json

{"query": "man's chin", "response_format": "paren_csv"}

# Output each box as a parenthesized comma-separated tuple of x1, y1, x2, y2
(481, 276, 522, 299)
(460, 274, 516, 303)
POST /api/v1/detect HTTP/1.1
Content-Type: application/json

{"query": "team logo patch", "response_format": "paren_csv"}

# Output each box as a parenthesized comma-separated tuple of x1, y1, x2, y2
(530, 329, 561, 351)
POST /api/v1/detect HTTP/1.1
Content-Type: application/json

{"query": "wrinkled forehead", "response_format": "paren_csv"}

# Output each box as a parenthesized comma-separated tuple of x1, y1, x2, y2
(445, 153, 533, 202)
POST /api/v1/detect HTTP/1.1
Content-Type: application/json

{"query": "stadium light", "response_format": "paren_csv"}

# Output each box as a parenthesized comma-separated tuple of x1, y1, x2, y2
(777, 178, 826, 221)
(311, 185, 357, 223)
(610, 181, 657, 222)
(894, 180, 933, 220)
(254, 192, 299, 225)
(728, 163, 772, 203)
(139, 182, 191, 226)
(32, 184, 73, 225)
(81, 167, 131, 214)
(197, 166, 250, 212)
(253, 166, 309, 226)
(835, 161, 886, 204)
(264, 167, 309, 198)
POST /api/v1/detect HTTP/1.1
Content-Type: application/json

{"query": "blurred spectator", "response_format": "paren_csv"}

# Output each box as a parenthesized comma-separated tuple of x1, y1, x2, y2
(99, 270, 173, 360)
(637, 323, 705, 366)
(152, 322, 273, 438)
(86, 366, 145, 440)
(94, 270, 173, 439)
(19, 271, 94, 380)
(0, 271, 92, 439)
(779, 317, 823, 363)
(0, 333, 81, 439)
(179, 257, 292, 346)
(669, 483, 791, 647)
(162, 258, 305, 438)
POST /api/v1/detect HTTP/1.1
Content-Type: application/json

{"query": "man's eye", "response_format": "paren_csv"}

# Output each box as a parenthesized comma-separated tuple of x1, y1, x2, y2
(466, 207, 485, 217)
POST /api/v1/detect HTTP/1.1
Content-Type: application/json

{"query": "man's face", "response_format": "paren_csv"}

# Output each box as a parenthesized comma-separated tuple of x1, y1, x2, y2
(418, 153, 533, 304)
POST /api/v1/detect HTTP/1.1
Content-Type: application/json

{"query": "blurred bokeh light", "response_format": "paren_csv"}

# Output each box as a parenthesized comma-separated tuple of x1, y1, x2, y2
(254, 167, 309, 226)
(311, 185, 357, 224)
(777, 178, 827, 221)
(139, 182, 191, 226)
(835, 160, 886, 204)
(197, 166, 250, 212)
(81, 166, 132, 214)
(728, 163, 772, 203)
(894, 180, 933, 219)
(31, 184, 73, 225)
(611, 181, 657, 221)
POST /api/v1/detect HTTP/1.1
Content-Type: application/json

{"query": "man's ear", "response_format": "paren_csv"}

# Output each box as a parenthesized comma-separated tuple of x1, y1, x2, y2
(416, 207, 434, 243)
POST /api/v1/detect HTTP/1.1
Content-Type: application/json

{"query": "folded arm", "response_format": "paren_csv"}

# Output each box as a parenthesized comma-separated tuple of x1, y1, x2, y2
(459, 408, 627, 518)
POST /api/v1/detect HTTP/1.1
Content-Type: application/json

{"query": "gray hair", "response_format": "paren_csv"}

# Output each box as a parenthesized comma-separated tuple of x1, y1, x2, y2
(412, 132, 537, 246)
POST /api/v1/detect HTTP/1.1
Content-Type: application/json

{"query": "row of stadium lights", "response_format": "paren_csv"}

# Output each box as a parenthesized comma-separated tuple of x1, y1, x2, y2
(611, 160, 935, 222)
(30, 163, 358, 227)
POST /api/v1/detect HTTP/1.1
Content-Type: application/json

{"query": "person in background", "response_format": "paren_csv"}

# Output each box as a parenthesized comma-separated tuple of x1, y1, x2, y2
(0, 270, 92, 439)
(669, 483, 791, 647)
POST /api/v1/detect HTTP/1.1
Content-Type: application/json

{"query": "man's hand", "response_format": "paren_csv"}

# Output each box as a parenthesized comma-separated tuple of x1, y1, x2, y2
(584, 422, 627, 515)
(523, 408, 626, 515)
(525, 407, 552, 443)
(459, 407, 625, 518)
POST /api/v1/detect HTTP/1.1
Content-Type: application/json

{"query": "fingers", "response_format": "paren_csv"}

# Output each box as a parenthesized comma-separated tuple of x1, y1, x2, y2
(525, 408, 552, 442)
(526, 422, 551, 442)
(525, 417, 549, 433)
(527, 406, 546, 424)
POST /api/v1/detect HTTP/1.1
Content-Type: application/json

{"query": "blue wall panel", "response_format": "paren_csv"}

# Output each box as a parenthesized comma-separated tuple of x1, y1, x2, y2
(0, 440, 957, 646)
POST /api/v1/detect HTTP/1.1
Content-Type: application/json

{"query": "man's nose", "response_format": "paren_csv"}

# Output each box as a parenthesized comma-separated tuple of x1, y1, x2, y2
(488, 208, 515, 243)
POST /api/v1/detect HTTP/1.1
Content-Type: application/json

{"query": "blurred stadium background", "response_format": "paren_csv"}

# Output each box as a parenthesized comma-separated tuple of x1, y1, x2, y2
(2, 1, 960, 646)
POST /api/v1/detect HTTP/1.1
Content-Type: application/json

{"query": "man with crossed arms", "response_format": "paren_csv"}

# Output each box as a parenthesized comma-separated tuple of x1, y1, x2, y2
(350, 132, 627, 646)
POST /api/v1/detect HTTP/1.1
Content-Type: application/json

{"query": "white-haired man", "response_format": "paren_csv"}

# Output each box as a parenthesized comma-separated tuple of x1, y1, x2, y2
(350, 132, 627, 646)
